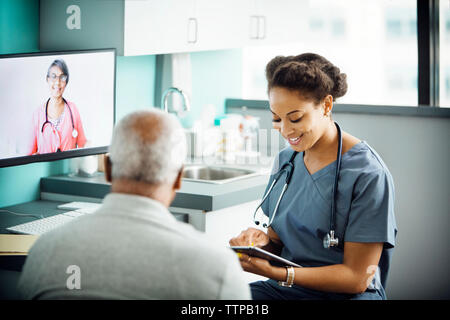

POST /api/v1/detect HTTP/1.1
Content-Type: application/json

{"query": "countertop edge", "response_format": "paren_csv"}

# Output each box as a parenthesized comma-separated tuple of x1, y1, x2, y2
(40, 173, 269, 212)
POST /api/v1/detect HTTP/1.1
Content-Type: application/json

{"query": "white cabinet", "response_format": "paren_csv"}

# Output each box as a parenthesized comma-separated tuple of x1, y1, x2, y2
(124, 0, 193, 56)
(194, 0, 249, 52)
(124, 0, 248, 56)
(124, 0, 309, 56)
(246, 0, 309, 47)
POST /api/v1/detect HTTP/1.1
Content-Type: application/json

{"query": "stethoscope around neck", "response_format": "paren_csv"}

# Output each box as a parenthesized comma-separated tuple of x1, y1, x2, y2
(41, 97, 78, 139)
(253, 121, 343, 249)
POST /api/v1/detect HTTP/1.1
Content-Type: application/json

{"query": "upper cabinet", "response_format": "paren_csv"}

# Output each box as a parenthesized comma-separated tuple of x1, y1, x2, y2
(124, 0, 191, 56)
(246, 0, 309, 46)
(40, 0, 309, 56)
(124, 0, 249, 55)
(194, 0, 250, 52)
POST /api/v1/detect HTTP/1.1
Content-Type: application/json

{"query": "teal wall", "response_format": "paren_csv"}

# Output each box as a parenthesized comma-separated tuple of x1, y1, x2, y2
(186, 49, 242, 127)
(0, 0, 39, 54)
(115, 55, 156, 121)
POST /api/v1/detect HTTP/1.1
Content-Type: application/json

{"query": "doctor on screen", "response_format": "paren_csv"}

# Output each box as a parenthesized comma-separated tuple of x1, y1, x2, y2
(28, 59, 86, 155)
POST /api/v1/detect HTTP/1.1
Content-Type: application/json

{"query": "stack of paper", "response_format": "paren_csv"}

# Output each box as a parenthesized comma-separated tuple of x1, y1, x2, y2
(0, 234, 39, 256)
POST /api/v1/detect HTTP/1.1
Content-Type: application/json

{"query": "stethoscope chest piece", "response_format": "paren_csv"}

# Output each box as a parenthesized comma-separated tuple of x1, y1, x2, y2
(72, 129, 78, 138)
(323, 230, 339, 249)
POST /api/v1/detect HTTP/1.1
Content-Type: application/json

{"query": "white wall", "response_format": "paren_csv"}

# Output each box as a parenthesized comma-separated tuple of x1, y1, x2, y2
(333, 112, 450, 300)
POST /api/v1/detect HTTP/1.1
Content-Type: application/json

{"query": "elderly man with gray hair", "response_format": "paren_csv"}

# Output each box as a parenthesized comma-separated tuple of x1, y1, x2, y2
(18, 109, 251, 300)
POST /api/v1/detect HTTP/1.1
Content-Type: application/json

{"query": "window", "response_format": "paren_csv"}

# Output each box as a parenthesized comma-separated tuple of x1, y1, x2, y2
(440, 0, 450, 107)
(242, 0, 418, 106)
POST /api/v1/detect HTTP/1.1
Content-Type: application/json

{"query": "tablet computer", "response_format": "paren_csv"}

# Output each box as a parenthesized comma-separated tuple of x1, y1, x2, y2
(230, 246, 302, 268)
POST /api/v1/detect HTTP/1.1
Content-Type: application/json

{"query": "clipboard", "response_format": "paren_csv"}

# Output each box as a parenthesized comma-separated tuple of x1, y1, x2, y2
(230, 246, 302, 268)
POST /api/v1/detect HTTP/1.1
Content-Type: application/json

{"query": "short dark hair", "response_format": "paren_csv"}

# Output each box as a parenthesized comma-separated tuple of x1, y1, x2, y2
(265, 53, 347, 104)
(46, 59, 69, 84)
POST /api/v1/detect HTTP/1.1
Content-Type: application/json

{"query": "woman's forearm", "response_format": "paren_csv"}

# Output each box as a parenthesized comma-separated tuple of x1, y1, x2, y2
(268, 264, 369, 294)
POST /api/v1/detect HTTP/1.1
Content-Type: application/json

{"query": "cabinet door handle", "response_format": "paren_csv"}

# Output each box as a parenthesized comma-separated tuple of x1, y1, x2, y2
(187, 17, 198, 44)
(258, 15, 266, 40)
(250, 15, 259, 39)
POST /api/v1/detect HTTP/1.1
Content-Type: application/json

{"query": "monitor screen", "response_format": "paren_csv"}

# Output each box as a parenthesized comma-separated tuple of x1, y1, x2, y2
(0, 49, 115, 167)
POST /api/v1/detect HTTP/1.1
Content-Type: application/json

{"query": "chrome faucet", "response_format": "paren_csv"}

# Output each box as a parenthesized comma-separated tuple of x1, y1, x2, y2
(161, 87, 191, 117)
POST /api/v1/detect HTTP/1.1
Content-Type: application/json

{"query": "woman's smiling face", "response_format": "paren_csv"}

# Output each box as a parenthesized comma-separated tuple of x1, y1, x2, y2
(47, 66, 67, 99)
(269, 86, 330, 153)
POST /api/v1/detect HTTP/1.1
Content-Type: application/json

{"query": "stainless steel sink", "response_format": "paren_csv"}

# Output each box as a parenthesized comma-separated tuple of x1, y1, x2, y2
(182, 165, 260, 184)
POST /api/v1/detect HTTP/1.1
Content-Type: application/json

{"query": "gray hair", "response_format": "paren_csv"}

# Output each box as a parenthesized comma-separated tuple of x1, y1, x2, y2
(109, 109, 187, 185)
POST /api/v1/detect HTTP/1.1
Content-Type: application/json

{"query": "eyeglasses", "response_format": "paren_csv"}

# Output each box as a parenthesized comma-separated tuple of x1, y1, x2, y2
(47, 73, 68, 83)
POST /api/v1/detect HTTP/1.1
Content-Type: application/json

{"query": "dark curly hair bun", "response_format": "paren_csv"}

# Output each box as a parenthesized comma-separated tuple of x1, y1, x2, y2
(266, 53, 347, 102)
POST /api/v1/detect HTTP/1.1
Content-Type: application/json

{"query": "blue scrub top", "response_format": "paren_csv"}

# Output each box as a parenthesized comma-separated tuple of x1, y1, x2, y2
(261, 141, 397, 292)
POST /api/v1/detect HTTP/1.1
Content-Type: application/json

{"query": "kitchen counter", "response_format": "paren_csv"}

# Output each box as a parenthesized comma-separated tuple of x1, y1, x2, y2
(40, 156, 274, 212)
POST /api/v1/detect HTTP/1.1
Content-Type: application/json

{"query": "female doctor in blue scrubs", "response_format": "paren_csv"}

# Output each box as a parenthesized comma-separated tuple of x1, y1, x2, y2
(229, 53, 397, 300)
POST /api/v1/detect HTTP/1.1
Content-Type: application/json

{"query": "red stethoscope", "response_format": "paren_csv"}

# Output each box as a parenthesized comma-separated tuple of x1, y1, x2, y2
(41, 97, 78, 139)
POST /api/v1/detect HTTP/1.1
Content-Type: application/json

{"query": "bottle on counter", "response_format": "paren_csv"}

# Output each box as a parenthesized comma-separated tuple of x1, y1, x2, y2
(236, 115, 260, 164)
(214, 114, 243, 164)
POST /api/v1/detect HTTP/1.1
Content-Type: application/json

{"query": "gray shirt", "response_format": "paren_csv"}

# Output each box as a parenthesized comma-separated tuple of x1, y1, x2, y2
(18, 193, 251, 299)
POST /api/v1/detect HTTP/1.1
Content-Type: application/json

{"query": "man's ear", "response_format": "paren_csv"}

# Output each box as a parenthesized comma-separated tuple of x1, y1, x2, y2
(173, 165, 184, 190)
(104, 154, 112, 183)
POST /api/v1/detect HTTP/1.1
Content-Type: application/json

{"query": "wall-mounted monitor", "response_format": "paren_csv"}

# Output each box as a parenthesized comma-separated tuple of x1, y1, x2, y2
(0, 49, 116, 168)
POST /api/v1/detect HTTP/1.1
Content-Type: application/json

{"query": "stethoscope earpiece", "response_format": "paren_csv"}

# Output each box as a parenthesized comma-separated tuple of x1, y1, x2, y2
(253, 220, 268, 228)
